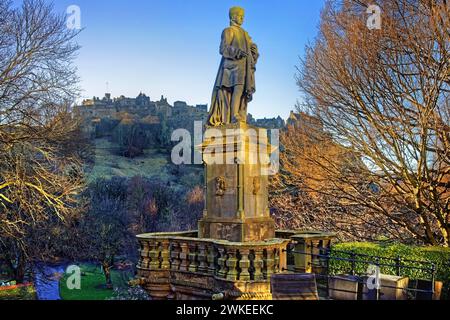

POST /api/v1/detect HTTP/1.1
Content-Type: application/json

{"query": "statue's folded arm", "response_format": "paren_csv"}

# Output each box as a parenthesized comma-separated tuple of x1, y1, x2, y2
(220, 29, 241, 60)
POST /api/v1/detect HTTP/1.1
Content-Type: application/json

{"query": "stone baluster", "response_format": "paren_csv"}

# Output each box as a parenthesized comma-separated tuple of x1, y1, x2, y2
(325, 239, 332, 250)
(226, 247, 238, 281)
(311, 240, 320, 273)
(207, 244, 216, 275)
(149, 240, 161, 270)
(238, 249, 251, 281)
(139, 239, 150, 269)
(273, 248, 280, 273)
(179, 241, 190, 271)
(188, 242, 199, 272)
(263, 248, 275, 279)
(160, 240, 170, 270)
(197, 243, 208, 273)
(217, 246, 228, 279)
(253, 248, 264, 280)
(312, 240, 326, 274)
(170, 241, 181, 271)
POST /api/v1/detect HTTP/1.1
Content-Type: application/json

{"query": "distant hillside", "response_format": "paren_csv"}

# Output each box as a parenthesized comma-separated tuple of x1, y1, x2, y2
(75, 92, 289, 190)
(84, 138, 204, 191)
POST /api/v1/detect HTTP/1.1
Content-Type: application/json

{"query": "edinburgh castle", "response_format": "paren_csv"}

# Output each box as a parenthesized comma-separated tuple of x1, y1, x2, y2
(74, 92, 287, 138)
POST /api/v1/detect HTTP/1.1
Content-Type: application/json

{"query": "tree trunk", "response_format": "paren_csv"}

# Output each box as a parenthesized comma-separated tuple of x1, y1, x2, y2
(102, 260, 113, 289)
(444, 227, 450, 248)
(12, 254, 26, 284)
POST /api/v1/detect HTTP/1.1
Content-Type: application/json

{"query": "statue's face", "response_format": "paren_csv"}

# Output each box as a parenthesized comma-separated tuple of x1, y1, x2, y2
(231, 13, 244, 26)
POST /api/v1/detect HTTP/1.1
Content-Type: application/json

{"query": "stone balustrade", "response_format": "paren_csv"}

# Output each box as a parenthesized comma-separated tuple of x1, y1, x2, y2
(135, 230, 335, 300)
(137, 231, 289, 282)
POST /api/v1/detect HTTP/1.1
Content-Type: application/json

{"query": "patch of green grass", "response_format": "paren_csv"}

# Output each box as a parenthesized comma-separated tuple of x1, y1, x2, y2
(59, 264, 131, 301)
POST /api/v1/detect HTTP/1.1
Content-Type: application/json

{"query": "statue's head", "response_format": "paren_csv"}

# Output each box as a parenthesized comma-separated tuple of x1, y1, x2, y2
(229, 6, 244, 26)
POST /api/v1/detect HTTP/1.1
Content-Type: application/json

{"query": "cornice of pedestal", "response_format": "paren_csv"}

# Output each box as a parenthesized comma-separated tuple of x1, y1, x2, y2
(196, 123, 278, 161)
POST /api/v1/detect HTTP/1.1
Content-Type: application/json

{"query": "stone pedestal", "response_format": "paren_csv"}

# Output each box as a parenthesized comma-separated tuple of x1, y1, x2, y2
(328, 275, 362, 300)
(134, 122, 337, 300)
(271, 274, 319, 300)
(291, 232, 335, 274)
(362, 274, 409, 300)
(198, 123, 276, 242)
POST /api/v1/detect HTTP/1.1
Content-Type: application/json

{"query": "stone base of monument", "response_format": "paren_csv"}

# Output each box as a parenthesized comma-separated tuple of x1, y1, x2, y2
(135, 231, 288, 300)
(198, 123, 277, 244)
(135, 230, 335, 300)
(134, 123, 336, 300)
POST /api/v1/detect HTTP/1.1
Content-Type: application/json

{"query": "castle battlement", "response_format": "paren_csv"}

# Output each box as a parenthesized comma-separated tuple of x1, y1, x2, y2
(75, 93, 209, 122)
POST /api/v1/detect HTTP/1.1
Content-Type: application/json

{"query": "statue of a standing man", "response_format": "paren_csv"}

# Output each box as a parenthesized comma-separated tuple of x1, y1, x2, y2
(207, 7, 259, 127)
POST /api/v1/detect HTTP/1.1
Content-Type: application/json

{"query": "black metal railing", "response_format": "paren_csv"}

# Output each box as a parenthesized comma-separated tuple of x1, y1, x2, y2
(284, 247, 443, 300)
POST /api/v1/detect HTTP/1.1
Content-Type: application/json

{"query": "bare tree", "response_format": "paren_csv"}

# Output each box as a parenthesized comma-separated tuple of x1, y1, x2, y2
(296, 0, 450, 245)
(0, 0, 86, 281)
(271, 116, 412, 242)
(79, 193, 130, 288)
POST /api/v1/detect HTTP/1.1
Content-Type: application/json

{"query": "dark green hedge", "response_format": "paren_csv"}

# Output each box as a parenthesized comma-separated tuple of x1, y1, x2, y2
(329, 242, 450, 286)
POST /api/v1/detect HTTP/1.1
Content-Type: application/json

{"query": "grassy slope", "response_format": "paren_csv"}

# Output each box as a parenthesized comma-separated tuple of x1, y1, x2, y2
(86, 138, 171, 183)
(85, 137, 203, 189)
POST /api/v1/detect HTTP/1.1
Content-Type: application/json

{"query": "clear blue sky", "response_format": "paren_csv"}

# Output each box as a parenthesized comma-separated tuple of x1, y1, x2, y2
(51, 0, 325, 119)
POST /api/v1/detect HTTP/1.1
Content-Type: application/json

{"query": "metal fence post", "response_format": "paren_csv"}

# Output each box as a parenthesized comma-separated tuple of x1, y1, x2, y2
(395, 255, 402, 276)
(350, 251, 356, 276)
(431, 263, 436, 295)
(375, 257, 380, 301)
(325, 248, 331, 295)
